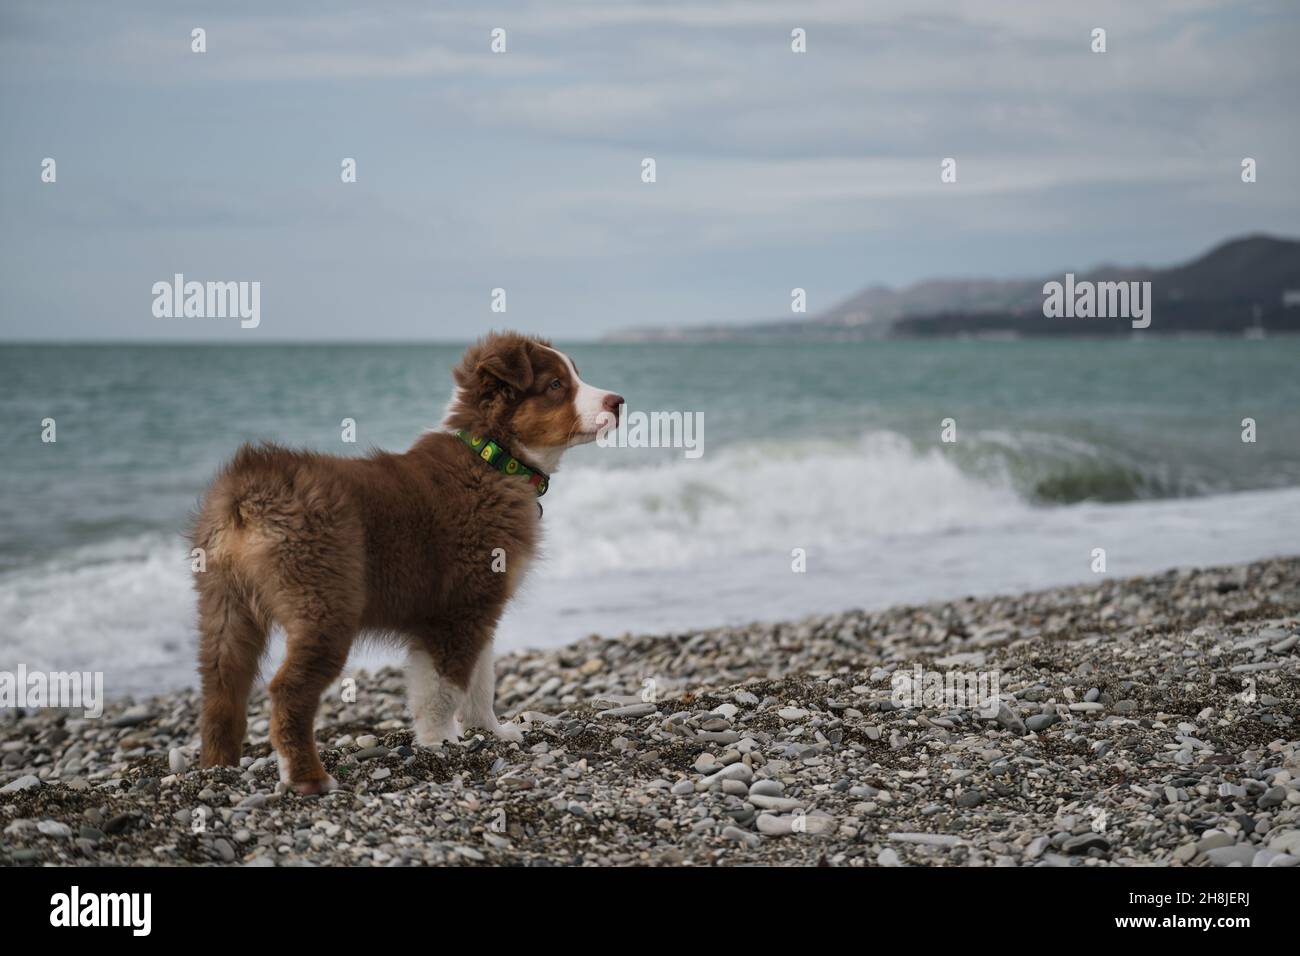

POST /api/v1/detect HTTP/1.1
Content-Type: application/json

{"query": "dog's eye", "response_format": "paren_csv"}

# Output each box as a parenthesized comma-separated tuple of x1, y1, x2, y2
(548, 378, 563, 391)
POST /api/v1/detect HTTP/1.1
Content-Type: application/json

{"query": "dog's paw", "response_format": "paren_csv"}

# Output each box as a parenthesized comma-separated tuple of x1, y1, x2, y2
(489, 720, 524, 744)
(414, 721, 462, 747)
(292, 774, 338, 796)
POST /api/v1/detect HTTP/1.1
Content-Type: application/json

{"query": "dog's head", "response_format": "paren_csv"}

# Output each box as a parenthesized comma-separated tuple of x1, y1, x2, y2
(444, 331, 623, 470)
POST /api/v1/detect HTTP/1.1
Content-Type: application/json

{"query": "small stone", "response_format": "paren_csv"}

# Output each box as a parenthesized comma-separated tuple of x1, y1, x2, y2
(168, 748, 189, 774)
(777, 707, 808, 722)
(696, 762, 752, 791)
(956, 790, 984, 808)
(888, 832, 961, 847)
(1062, 833, 1109, 855)
(722, 826, 759, 848)
(0, 774, 41, 793)
(994, 704, 1026, 736)
(37, 820, 73, 838)
(1269, 634, 1298, 653)
(1268, 829, 1300, 855)
(877, 848, 901, 866)
(749, 779, 784, 797)
(598, 703, 656, 719)
(749, 794, 804, 812)
(109, 704, 154, 727)
(757, 812, 833, 836)
(104, 813, 138, 835)
(1257, 786, 1286, 808)
(355, 735, 378, 749)
(1205, 845, 1256, 867)
(1026, 713, 1059, 733)
(1195, 831, 1234, 854)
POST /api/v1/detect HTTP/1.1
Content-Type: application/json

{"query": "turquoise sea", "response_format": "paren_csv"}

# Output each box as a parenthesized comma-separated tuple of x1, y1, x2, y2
(3, 338, 1299, 693)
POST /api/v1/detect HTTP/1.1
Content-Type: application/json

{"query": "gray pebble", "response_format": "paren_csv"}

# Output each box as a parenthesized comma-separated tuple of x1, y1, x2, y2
(168, 748, 189, 774)
(1257, 786, 1285, 808)
(1062, 833, 1109, 855)
(995, 704, 1026, 736)
(1026, 713, 1059, 733)
(1205, 845, 1256, 867)
(0, 774, 41, 793)
(598, 703, 657, 719)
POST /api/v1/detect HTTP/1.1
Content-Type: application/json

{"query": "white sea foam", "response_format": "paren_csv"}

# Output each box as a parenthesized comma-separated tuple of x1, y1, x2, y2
(2, 432, 1297, 696)
(540, 430, 1031, 576)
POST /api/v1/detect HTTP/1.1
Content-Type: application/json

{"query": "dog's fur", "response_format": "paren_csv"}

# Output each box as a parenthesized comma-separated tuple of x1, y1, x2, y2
(191, 332, 621, 793)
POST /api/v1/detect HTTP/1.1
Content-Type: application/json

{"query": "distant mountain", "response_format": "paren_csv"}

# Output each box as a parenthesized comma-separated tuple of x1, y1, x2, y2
(606, 235, 1300, 341)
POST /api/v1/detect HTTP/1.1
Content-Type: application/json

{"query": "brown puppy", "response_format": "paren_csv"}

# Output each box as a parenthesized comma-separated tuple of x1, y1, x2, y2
(191, 332, 623, 793)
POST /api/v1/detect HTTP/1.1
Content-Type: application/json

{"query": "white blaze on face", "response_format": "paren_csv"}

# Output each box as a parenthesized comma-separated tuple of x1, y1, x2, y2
(548, 347, 618, 442)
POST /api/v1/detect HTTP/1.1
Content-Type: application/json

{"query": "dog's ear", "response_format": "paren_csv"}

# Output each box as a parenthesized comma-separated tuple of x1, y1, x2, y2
(475, 336, 535, 392)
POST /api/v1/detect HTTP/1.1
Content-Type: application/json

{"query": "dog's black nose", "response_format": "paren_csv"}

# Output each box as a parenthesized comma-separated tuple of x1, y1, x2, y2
(602, 393, 625, 420)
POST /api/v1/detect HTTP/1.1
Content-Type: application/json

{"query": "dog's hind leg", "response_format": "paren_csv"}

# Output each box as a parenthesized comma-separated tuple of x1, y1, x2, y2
(197, 584, 268, 768)
(269, 622, 351, 795)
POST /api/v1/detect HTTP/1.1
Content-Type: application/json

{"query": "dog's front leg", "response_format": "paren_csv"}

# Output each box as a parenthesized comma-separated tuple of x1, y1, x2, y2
(460, 639, 523, 743)
(406, 645, 463, 745)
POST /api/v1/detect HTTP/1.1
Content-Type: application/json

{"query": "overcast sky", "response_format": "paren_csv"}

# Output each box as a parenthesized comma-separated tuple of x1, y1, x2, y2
(1, 0, 1297, 341)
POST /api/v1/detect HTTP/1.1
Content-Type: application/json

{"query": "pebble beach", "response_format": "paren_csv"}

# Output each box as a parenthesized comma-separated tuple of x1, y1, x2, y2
(2, 557, 1299, 867)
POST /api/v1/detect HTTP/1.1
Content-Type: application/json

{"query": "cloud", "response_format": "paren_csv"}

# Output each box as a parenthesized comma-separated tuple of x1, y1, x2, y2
(0, 0, 1296, 338)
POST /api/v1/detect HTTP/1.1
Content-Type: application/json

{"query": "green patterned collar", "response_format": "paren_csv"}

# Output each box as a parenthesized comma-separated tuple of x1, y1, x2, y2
(455, 430, 550, 497)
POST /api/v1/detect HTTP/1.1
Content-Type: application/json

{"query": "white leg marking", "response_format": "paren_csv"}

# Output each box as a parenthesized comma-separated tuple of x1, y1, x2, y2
(406, 647, 463, 745)
(275, 750, 338, 794)
(461, 642, 522, 742)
